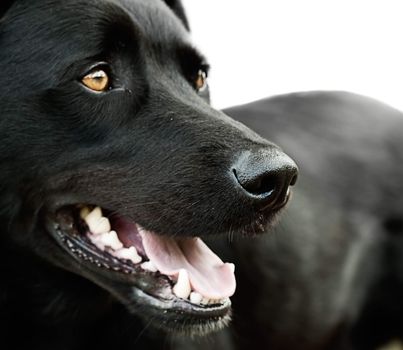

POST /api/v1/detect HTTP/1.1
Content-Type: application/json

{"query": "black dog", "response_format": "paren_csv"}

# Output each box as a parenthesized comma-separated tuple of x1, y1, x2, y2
(0, 0, 298, 349)
(3, 1, 403, 350)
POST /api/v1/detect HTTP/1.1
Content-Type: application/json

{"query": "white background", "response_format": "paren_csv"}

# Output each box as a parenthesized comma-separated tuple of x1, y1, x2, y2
(182, 0, 403, 111)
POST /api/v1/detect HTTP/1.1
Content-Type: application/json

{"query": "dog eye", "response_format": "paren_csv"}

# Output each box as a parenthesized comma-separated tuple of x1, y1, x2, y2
(195, 69, 207, 92)
(81, 69, 110, 92)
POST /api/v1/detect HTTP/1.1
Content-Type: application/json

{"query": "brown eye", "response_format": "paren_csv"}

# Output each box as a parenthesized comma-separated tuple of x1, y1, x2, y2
(195, 69, 207, 92)
(82, 69, 109, 92)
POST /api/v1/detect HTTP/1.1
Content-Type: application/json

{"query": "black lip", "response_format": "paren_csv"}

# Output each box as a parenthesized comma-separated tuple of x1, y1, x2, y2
(126, 286, 232, 335)
(238, 190, 292, 237)
(270, 188, 292, 211)
(44, 206, 232, 331)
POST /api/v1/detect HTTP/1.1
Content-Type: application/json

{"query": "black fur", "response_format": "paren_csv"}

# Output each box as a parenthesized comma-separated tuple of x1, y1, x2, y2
(185, 92, 403, 350)
(0, 0, 296, 348)
(2, 0, 403, 349)
(162, 0, 189, 30)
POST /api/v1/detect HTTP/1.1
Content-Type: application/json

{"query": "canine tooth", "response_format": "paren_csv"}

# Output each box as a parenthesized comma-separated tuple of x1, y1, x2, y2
(89, 217, 111, 235)
(99, 231, 123, 250)
(114, 246, 142, 264)
(189, 292, 203, 304)
(85, 206, 102, 220)
(96, 217, 111, 234)
(173, 269, 191, 299)
(141, 261, 158, 272)
(79, 206, 91, 220)
(84, 207, 111, 235)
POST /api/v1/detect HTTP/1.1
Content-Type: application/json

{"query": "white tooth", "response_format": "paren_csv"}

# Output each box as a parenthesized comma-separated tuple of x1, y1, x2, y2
(91, 217, 112, 235)
(189, 292, 203, 304)
(79, 206, 91, 220)
(88, 234, 105, 251)
(173, 269, 191, 299)
(200, 298, 210, 305)
(85, 206, 102, 221)
(99, 231, 123, 250)
(92, 217, 111, 235)
(114, 246, 142, 264)
(141, 261, 158, 272)
(228, 263, 235, 273)
(85, 207, 111, 234)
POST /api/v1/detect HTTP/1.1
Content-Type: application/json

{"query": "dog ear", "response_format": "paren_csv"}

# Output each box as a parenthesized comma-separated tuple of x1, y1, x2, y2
(162, 0, 190, 31)
(0, 0, 16, 20)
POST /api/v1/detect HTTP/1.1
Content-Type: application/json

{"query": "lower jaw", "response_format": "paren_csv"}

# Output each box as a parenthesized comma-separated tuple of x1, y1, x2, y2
(125, 285, 232, 335)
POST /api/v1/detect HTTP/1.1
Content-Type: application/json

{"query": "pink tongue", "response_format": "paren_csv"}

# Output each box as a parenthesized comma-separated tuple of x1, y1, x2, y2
(139, 228, 236, 299)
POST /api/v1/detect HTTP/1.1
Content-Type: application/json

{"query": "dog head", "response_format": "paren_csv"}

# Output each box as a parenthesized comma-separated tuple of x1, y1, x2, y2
(0, 0, 297, 336)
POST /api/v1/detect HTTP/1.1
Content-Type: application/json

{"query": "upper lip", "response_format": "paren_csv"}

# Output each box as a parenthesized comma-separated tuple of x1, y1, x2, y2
(42, 184, 293, 295)
(267, 187, 291, 211)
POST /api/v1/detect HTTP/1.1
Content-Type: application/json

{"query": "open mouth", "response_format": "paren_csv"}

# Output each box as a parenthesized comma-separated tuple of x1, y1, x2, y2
(47, 205, 236, 333)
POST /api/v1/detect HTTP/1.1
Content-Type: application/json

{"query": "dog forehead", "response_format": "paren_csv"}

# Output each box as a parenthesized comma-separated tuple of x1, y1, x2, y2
(0, 0, 193, 95)
(118, 0, 190, 42)
(3, 0, 189, 51)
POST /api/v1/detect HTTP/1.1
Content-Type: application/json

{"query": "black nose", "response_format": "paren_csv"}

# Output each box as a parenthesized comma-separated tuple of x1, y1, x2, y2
(233, 149, 298, 210)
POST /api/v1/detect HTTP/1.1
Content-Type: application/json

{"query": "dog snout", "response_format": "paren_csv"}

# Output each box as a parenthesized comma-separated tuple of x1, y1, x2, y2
(232, 149, 298, 210)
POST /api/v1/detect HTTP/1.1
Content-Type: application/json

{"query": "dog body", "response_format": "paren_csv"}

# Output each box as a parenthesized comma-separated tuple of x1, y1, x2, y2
(1, 0, 402, 349)
(176, 92, 403, 350)
(224, 92, 403, 350)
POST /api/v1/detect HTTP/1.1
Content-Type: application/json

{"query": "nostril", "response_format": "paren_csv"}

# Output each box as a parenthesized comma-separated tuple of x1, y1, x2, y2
(233, 169, 279, 197)
(232, 149, 298, 209)
(290, 174, 298, 186)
